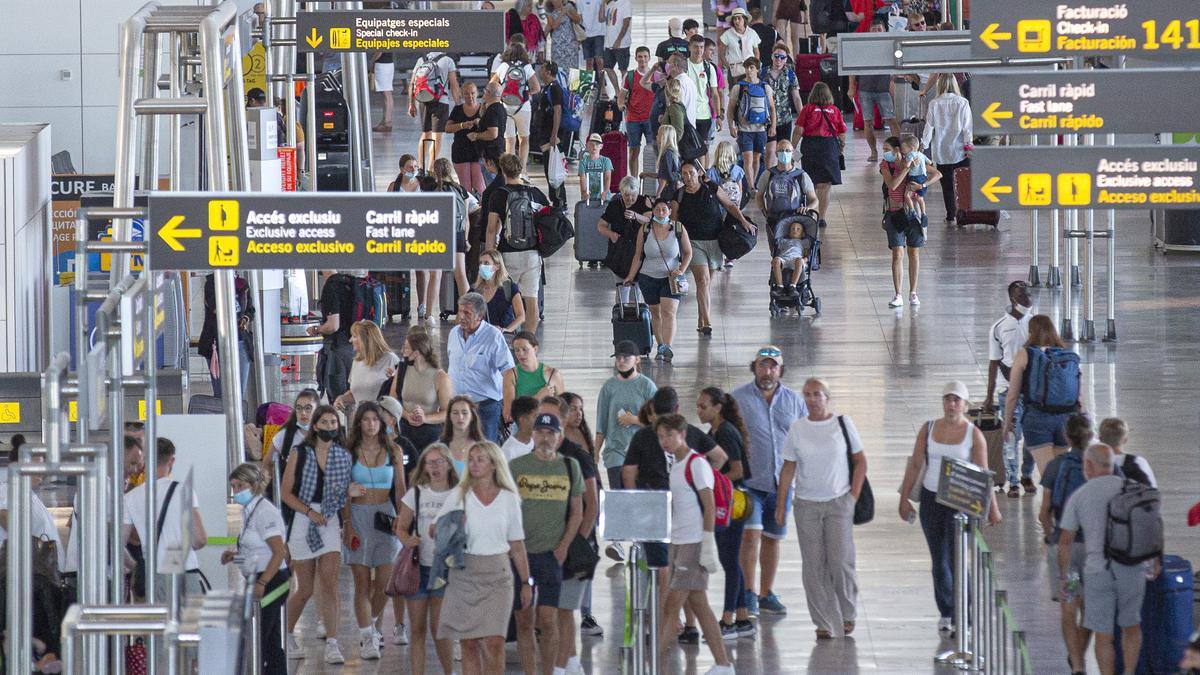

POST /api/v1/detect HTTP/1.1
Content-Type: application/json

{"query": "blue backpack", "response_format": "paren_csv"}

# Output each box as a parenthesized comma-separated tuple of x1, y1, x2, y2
(1050, 451, 1086, 521)
(552, 72, 583, 133)
(738, 81, 770, 126)
(1023, 346, 1080, 413)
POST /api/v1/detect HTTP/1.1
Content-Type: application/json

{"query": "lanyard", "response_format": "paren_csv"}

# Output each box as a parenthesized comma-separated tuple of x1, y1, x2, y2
(237, 497, 265, 550)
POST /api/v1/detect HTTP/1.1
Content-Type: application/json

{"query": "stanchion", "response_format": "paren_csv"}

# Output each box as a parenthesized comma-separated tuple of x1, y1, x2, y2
(995, 590, 1008, 673)
(1013, 630, 1027, 675)
(934, 513, 974, 668)
(970, 531, 984, 671)
(630, 544, 644, 675)
(981, 552, 993, 674)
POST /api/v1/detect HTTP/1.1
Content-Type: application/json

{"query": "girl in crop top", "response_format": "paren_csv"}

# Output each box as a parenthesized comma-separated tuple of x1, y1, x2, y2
(391, 329, 453, 454)
(502, 331, 566, 423)
(440, 396, 486, 479)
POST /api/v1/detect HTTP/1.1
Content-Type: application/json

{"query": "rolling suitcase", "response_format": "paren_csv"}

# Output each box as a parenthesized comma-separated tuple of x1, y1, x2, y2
(601, 131, 628, 194)
(371, 271, 411, 322)
(187, 394, 224, 415)
(968, 405, 1006, 483)
(1133, 554, 1194, 673)
(612, 284, 653, 356)
(794, 54, 832, 94)
(439, 273, 461, 321)
(574, 199, 609, 267)
(953, 166, 1001, 227)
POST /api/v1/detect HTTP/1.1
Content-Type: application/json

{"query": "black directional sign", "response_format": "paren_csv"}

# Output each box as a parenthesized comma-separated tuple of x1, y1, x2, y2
(297, 10, 505, 54)
(972, 146, 1200, 211)
(972, 0, 1200, 58)
(935, 457, 993, 517)
(973, 69, 1200, 135)
(147, 192, 456, 270)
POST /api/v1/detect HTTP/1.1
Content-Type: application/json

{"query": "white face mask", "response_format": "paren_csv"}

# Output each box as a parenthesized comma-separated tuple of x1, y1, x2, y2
(1013, 303, 1032, 315)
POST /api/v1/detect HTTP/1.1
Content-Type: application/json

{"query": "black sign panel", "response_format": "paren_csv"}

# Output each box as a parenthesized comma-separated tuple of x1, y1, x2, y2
(972, 146, 1200, 210)
(147, 192, 456, 270)
(972, 0, 1200, 58)
(935, 457, 993, 517)
(973, 69, 1200, 135)
(297, 10, 505, 54)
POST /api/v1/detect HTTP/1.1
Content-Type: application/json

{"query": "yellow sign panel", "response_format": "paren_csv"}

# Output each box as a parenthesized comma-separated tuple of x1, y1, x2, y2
(209, 200, 239, 231)
(242, 42, 267, 95)
(137, 399, 163, 421)
(0, 402, 21, 424)
(1057, 173, 1092, 206)
(1018, 174, 1053, 206)
(69, 400, 77, 423)
(330, 27, 351, 49)
(1016, 19, 1051, 53)
(210, 236, 240, 266)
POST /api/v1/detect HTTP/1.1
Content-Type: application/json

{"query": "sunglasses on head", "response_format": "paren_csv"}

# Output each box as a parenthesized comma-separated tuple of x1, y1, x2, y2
(757, 347, 782, 358)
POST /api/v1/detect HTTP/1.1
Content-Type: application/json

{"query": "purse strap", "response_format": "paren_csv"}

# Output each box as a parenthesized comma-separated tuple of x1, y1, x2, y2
(838, 415, 854, 475)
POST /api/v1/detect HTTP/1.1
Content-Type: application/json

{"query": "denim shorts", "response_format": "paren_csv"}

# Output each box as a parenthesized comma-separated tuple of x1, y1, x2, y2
(1021, 406, 1070, 448)
(636, 273, 679, 305)
(626, 120, 653, 148)
(744, 486, 793, 539)
(907, 174, 928, 196)
(884, 210, 926, 249)
(581, 35, 605, 62)
(859, 90, 896, 121)
(407, 564, 446, 600)
(737, 130, 767, 154)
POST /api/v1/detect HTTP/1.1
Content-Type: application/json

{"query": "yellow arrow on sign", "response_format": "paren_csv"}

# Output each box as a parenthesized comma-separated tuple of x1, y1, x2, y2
(979, 23, 1013, 50)
(982, 101, 1014, 129)
(305, 28, 324, 49)
(159, 215, 202, 252)
(980, 177, 1013, 204)
(970, 500, 983, 514)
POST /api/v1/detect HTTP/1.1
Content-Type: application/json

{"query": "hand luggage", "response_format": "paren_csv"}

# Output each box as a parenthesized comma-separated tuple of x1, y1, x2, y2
(1135, 554, 1195, 673)
(439, 273, 461, 321)
(573, 199, 609, 266)
(968, 405, 1006, 482)
(953, 166, 1001, 227)
(591, 98, 624, 136)
(371, 271, 412, 322)
(601, 131, 628, 194)
(851, 92, 884, 131)
(794, 54, 832, 93)
(187, 394, 224, 415)
(612, 284, 653, 356)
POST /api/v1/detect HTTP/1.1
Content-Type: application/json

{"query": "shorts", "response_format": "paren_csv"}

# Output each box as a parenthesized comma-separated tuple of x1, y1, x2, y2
(344, 501, 401, 567)
(696, 118, 714, 143)
(373, 62, 395, 92)
(737, 130, 768, 155)
(1083, 564, 1147, 632)
(859, 90, 896, 122)
(287, 505, 342, 561)
(636, 273, 680, 305)
(604, 47, 630, 72)
(745, 486, 792, 539)
(774, 121, 794, 143)
(581, 35, 605, 62)
(689, 239, 723, 270)
(503, 249, 542, 296)
(558, 577, 587, 610)
(1045, 541, 1086, 601)
(406, 564, 447, 600)
(907, 175, 928, 197)
(642, 542, 669, 569)
(776, 248, 806, 265)
(504, 103, 532, 139)
(1021, 406, 1070, 448)
(668, 542, 709, 592)
(884, 209, 926, 249)
(514, 551, 563, 608)
(626, 120, 653, 148)
(421, 101, 449, 133)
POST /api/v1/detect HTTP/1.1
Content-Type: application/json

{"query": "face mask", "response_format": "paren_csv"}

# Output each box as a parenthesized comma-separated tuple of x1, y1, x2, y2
(316, 428, 338, 442)
(232, 489, 254, 507)
(297, 422, 310, 431)
(479, 264, 495, 281)
(403, 171, 416, 179)
(904, 151, 918, 162)
(618, 366, 636, 378)
(386, 425, 395, 436)
(653, 214, 669, 224)
(1013, 302, 1032, 315)
(882, 151, 896, 162)
(778, 151, 793, 165)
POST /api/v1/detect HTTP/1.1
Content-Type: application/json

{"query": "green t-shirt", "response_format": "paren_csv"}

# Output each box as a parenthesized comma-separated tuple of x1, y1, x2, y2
(577, 155, 614, 200)
(595, 374, 658, 468)
(509, 453, 583, 554)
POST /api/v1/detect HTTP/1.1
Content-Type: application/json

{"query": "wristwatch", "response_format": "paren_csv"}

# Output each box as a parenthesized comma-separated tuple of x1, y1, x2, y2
(522, 577, 535, 588)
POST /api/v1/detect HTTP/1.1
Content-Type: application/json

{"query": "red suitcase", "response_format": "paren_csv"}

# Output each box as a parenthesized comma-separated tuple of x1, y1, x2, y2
(794, 53, 833, 92)
(953, 166, 1000, 227)
(851, 91, 884, 131)
(602, 131, 628, 194)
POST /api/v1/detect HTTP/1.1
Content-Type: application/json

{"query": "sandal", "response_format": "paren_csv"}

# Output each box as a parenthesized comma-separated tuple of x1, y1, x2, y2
(372, 122, 392, 132)
(815, 629, 834, 639)
(843, 621, 855, 635)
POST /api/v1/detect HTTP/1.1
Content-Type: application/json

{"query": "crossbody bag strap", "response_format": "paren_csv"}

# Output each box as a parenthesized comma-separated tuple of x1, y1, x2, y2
(563, 457, 575, 524)
(156, 481, 180, 545)
(838, 415, 853, 471)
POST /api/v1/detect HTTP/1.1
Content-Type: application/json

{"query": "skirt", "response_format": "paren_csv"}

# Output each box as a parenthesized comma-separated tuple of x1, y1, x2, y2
(343, 501, 401, 567)
(287, 505, 342, 561)
(437, 553, 514, 640)
(800, 135, 843, 186)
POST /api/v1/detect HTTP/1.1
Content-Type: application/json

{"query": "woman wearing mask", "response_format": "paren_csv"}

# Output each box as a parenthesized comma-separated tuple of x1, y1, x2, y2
(598, 175, 655, 281)
(222, 463, 289, 674)
(673, 162, 754, 336)
(334, 320, 401, 415)
(388, 154, 422, 192)
(396, 444, 460, 674)
(446, 81, 486, 195)
(440, 396, 487, 478)
(376, 396, 421, 475)
(431, 158, 476, 302)
(281, 404, 356, 664)
(502, 331, 566, 423)
(436, 441, 532, 675)
(342, 402, 407, 659)
(775, 378, 865, 639)
(472, 250, 526, 333)
(696, 386, 756, 640)
(1002, 315, 1084, 467)
(622, 198, 693, 363)
(544, 0, 583, 70)
(389, 330, 452, 453)
(261, 388, 318, 496)
(898, 381, 1002, 634)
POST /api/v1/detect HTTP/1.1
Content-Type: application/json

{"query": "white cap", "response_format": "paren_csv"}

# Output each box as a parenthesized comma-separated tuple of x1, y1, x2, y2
(668, 17, 683, 38)
(942, 381, 970, 401)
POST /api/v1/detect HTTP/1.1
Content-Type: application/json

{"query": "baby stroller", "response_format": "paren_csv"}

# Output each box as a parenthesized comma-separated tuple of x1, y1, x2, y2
(768, 212, 822, 316)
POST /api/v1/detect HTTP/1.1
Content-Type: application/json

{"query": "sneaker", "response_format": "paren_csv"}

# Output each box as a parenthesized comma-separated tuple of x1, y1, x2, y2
(655, 345, 666, 361)
(735, 619, 757, 638)
(909, 292, 921, 306)
(580, 615, 604, 636)
(704, 665, 736, 675)
(604, 542, 626, 563)
(719, 621, 739, 641)
(662, 345, 674, 364)
(744, 591, 760, 617)
(373, 625, 384, 649)
(565, 656, 586, 675)
(937, 617, 954, 634)
(1021, 477, 1038, 495)
(677, 625, 700, 644)
(324, 639, 345, 665)
(1007, 484, 1021, 498)
(417, 303, 427, 319)
(453, 640, 462, 661)
(393, 624, 409, 645)
(316, 618, 326, 639)
(888, 294, 903, 308)
(759, 592, 787, 615)
(359, 636, 381, 661)
(287, 635, 305, 659)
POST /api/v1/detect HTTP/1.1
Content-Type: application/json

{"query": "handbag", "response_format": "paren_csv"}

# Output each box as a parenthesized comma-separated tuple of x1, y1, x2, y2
(678, 117, 709, 163)
(385, 486, 420, 597)
(717, 215, 758, 261)
(374, 511, 395, 534)
(818, 106, 846, 171)
(838, 416, 874, 525)
(561, 458, 601, 580)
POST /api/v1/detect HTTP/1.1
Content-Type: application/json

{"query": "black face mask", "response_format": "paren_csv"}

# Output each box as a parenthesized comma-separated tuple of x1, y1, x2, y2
(618, 367, 636, 378)
(316, 428, 339, 442)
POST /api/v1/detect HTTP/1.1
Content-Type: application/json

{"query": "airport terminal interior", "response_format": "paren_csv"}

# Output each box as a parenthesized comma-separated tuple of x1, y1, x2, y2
(1, 0, 1199, 673)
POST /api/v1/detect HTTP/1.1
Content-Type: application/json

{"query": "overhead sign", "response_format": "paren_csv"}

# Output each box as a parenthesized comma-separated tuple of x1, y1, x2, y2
(973, 1, 1200, 57)
(838, 29, 1064, 75)
(973, 146, 1200, 210)
(935, 457, 993, 517)
(296, 10, 504, 54)
(147, 192, 456, 270)
(973, 68, 1200, 135)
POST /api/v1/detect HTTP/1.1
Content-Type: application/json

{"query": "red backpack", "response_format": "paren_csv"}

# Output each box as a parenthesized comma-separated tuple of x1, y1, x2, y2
(684, 452, 734, 527)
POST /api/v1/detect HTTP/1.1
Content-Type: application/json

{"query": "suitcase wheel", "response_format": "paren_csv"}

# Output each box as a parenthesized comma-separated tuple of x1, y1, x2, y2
(812, 297, 822, 315)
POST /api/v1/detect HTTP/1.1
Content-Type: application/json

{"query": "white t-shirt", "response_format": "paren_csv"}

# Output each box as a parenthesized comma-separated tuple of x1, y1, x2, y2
(672, 73, 699, 126)
(237, 496, 288, 575)
(436, 488, 525, 556)
(686, 60, 718, 120)
(349, 352, 400, 407)
(491, 59, 539, 112)
(720, 28, 761, 76)
(1117, 454, 1158, 488)
(668, 451, 714, 544)
(988, 310, 1032, 377)
(501, 435, 535, 462)
(401, 485, 454, 566)
(577, 0, 607, 37)
(0, 476, 66, 571)
(781, 415, 864, 502)
(604, 0, 632, 48)
(270, 425, 309, 464)
(123, 476, 201, 572)
(415, 53, 458, 106)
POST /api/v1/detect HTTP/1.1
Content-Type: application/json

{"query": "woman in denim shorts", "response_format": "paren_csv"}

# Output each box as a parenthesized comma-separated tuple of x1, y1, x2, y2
(622, 198, 693, 363)
(1003, 315, 1082, 464)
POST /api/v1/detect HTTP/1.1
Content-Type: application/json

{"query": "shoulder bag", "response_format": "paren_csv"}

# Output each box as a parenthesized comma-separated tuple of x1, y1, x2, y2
(817, 106, 846, 170)
(838, 416, 874, 525)
(654, 224, 689, 295)
(561, 458, 600, 580)
(386, 486, 421, 597)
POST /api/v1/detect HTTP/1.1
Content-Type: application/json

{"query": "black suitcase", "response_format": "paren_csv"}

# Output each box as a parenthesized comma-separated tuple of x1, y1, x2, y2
(187, 394, 224, 414)
(371, 271, 411, 323)
(590, 98, 623, 136)
(316, 149, 351, 192)
(611, 285, 653, 356)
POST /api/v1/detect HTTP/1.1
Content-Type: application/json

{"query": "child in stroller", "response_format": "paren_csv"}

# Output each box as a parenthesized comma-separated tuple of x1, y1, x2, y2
(768, 212, 822, 316)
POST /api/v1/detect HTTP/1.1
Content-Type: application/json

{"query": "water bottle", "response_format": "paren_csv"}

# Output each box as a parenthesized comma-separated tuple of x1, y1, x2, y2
(905, 511, 917, 524)
(1064, 571, 1081, 601)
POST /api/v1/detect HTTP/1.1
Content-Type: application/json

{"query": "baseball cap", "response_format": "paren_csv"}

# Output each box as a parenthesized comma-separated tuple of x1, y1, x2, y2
(587, 132, 603, 144)
(377, 396, 404, 424)
(942, 381, 970, 401)
(533, 413, 562, 433)
(668, 17, 683, 37)
(611, 340, 640, 357)
(754, 345, 783, 364)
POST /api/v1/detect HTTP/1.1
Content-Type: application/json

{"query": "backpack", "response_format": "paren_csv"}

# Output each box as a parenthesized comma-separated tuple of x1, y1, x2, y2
(1104, 479, 1164, 566)
(764, 167, 807, 217)
(501, 60, 530, 107)
(1120, 454, 1153, 487)
(810, 0, 850, 34)
(1023, 346, 1081, 413)
(536, 206, 574, 257)
(737, 81, 770, 126)
(502, 187, 537, 249)
(1050, 451, 1086, 522)
(553, 74, 583, 132)
(338, 273, 387, 327)
(678, 117, 708, 163)
(411, 54, 446, 104)
(684, 452, 734, 527)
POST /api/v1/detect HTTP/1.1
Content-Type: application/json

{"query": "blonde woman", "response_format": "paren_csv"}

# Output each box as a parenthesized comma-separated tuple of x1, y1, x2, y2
(920, 73, 974, 224)
(335, 320, 400, 414)
(395, 443, 460, 674)
(436, 441, 532, 675)
(472, 249, 526, 333)
(706, 140, 749, 209)
(656, 124, 681, 199)
(660, 78, 687, 142)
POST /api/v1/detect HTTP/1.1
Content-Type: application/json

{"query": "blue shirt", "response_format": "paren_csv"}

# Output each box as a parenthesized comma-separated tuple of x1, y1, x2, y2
(447, 321, 515, 403)
(731, 381, 807, 493)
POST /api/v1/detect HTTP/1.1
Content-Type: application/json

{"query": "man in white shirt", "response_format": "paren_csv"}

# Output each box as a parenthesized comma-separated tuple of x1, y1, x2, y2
(122, 437, 209, 602)
(983, 280, 1034, 497)
(501, 396, 540, 461)
(666, 54, 699, 127)
(603, 0, 632, 74)
(1097, 418, 1158, 488)
(577, 0, 608, 74)
(686, 34, 722, 159)
(408, 51, 462, 172)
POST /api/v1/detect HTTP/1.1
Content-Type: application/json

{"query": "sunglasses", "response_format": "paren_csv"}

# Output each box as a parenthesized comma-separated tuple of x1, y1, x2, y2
(772, 53, 788, 59)
(757, 347, 782, 358)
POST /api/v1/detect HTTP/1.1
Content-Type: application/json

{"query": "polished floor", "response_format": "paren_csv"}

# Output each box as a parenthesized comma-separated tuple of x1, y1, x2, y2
(284, 10, 1200, 675)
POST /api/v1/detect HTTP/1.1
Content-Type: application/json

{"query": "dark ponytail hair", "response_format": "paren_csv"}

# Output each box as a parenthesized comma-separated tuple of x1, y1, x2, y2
(700, 386, 751, 464)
